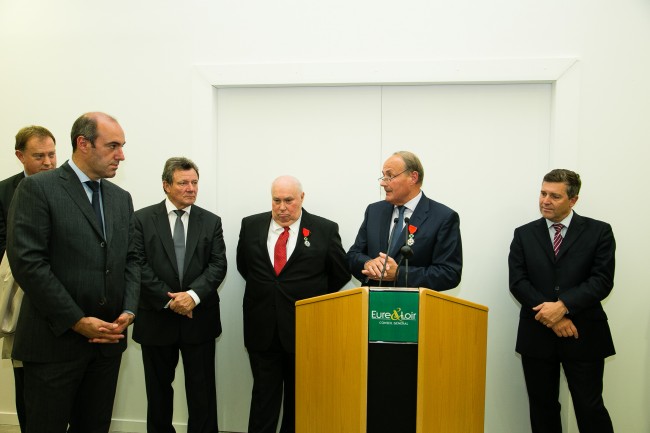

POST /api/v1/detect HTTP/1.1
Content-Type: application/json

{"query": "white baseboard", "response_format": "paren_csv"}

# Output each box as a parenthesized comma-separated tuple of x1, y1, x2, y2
(109, 418, 185, 433)
(0, 411, 18, 425)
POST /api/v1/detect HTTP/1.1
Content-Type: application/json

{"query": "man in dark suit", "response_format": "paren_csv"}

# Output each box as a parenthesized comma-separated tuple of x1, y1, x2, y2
(347, 150, 462, 290)
(133, 157, 227, 433)
(7, 112, 139, 433)
(0, 125, 57, 433)
(509, 169, 615, 433)
(0, 125, 57, 258)
(237, 175, 350, 433)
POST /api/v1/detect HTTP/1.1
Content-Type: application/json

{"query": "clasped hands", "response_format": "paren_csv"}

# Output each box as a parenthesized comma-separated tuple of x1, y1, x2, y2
(167, 291, 195, 318)
(362, 252, 398, 281)
(533, 300, 578, 339)
(73, 312, 134, 344)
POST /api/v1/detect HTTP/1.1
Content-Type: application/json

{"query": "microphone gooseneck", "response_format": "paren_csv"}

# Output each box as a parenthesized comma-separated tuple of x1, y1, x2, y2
(378, 217, 398, 287)
(403, 217, 412, 287)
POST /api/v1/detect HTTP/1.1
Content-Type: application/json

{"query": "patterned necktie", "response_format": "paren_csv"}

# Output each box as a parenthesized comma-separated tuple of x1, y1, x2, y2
(173, 210, 186, 283)
(85, 181, 104, 236)
(552, 223, 564, 256)
(389, 205, 406, 255)
(274, 227, 290, 275)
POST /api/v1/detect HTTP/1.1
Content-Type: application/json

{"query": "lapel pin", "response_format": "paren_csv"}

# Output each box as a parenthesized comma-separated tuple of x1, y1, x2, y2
(302, 227, 311, 247)
(407, 224, 417, 246)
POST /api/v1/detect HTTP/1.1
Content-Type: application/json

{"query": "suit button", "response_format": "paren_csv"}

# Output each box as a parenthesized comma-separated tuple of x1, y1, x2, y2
(99, 298, 106, 306)
(100, 242, 106, 247)
(106, 269, 110, 275)
(554, 286, 560, 292)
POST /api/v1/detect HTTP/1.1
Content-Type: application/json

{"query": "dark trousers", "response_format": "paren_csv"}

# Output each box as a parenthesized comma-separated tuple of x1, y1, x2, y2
(13, 365, 26, 432)
(247, 331, 295, 433)
(522, 356, 614, 433)
(141, 340, 218, 433)
(23, 351, 121, 433)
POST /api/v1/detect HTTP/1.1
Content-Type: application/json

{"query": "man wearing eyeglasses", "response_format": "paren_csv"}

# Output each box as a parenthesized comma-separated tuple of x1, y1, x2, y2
(347, 151, 462, 290)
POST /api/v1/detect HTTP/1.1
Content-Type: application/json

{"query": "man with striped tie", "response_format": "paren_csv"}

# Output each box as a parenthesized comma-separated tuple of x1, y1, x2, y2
(509, 169, 616, 433)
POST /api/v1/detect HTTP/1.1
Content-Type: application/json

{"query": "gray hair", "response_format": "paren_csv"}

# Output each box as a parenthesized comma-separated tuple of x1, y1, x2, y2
(393, 151, 424, 185)
(162, 157, 200, 185)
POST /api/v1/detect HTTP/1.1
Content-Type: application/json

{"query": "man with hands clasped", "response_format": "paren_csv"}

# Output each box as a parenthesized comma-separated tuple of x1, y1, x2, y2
(509, 169, 616, 433)
(133, 157, 227, 433)
(347, 151, 462, 290)
(7, 112, 139, 433)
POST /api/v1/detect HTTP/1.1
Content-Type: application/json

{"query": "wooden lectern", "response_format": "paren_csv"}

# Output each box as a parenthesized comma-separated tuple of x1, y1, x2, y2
(295, 287, 488, 433)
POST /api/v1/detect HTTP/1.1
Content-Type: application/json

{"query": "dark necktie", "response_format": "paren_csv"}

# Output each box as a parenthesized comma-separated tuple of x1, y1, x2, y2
(173, 210, 186, 283)
(274, 227, 290, 275)
(552, 223, 564, 256)
(389, 205, 406, 255)
(85, 181, 104, 236)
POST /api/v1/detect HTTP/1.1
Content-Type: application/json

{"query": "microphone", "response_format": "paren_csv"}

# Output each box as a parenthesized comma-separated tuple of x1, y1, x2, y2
(378, 217, 398, 287)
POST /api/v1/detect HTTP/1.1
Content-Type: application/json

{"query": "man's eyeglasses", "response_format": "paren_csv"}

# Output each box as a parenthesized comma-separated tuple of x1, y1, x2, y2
(378, 169, 408, 183)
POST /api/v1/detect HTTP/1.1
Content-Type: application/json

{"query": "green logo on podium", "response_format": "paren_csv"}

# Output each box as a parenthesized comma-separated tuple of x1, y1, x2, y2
(368, 290, 419, 343)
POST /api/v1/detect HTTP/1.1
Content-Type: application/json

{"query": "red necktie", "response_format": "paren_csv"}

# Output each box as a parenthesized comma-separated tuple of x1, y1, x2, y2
(552, 223, 564, 256)
(274, 227, 290, 275)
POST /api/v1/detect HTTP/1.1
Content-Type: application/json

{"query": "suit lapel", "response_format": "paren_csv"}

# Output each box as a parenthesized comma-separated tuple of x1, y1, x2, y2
(390, 194, 430, 257)
(556, 212, 585, 260)
(379, 203, 394, 254)
(59, 164, 105, 239)
(284, 210, 310, 270)
(259, 212, 275, 273)
(184, 207, 203, 275)
(405, 194, 430, 234)
(12, 173, 25, 189)
(152, 201, 177, 270)
(101, 181, 115, 243)
(531, 218, 556, 262)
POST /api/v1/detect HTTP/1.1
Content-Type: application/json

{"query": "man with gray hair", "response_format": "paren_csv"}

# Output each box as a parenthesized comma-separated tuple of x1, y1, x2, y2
(133, 157, 227, 433)
(347, 150, 463, 290)
(237, 175, 349, 433)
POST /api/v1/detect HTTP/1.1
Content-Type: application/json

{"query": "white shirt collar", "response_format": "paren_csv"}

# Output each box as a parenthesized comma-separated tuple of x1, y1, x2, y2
(165, 198, 191, 215)
(546, 210, 573, 228)
(270, 211, 302, 233)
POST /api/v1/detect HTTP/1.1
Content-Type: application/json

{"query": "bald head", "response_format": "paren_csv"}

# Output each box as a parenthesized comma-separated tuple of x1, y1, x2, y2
(70, 111, 126, 180)
(271, 175, 304, 227)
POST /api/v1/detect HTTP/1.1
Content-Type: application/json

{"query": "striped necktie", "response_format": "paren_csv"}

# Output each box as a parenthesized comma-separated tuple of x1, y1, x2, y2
(552, 223, 564, 256)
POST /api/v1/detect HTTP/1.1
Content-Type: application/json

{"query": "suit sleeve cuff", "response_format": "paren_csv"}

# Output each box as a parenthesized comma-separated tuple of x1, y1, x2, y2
(187, 289, 201, 306)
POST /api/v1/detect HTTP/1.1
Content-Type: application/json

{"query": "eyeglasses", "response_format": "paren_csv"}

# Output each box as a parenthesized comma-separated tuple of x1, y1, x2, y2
(378, 169, 408, 183)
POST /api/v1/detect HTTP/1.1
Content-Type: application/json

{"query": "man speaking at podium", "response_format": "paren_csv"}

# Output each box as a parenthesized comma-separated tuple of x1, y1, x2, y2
(347, 151, 463, 290)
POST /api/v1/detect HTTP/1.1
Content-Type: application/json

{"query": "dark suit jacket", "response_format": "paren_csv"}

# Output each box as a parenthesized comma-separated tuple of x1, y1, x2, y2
(0, 172, 25, 258)
(347, 192, 462, 290)
(236, 209, 350, 353)
(508, 212, 616, 360)
(132, 201, 227, 346)
(7, 161, 140, 362)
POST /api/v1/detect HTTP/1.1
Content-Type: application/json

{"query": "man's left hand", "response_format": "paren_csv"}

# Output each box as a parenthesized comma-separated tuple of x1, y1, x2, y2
(168, 292, 196, 318)
(533, 300, 568, 327)
(88, 313, 134, 343)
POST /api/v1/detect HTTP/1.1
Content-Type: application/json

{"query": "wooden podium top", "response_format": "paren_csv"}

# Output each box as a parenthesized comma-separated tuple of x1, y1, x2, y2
(296, 286, 488, 313)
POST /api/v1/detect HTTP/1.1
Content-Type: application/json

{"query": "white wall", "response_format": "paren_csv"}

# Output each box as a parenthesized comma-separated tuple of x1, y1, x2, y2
(1, 1, 649, 432)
